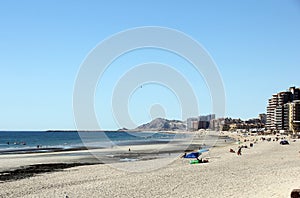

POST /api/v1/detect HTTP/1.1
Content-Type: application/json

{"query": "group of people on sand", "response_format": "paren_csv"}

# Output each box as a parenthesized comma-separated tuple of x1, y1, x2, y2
(181, 146, 209, 164)
(230, 142, 254, 156)
(261, 136, 289, 142)
(196, 157, 209, 163)
(229, 147, 243, 155)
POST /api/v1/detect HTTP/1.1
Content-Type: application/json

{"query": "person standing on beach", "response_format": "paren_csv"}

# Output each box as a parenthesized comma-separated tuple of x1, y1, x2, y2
(237, 147, 242, 155)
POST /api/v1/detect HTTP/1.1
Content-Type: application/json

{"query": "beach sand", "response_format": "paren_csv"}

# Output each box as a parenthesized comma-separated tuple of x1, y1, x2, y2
(1, 133, 300, 198)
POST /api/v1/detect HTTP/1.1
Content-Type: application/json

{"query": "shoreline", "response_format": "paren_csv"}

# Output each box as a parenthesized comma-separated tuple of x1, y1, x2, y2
(0, 131, 233, 177)
(0, 133, 299, 197)
(0, 130, 188, 153)
(1, 132, 300, 197)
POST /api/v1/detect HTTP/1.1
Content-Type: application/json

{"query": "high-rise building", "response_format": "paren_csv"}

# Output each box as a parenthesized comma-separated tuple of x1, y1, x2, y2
(290, 87, 300, 100)
(266, 87, 300, 134)
(283, 103, 290, 130)
(266, 94, 278, 130)
(275, 105, 283, 130)
(289, 101, 300, 133)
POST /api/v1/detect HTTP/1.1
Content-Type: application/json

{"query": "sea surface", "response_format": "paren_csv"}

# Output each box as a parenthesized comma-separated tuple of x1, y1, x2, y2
(0, 131, 187, 154)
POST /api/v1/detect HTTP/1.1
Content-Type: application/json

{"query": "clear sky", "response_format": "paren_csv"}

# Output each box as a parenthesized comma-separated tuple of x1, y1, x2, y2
(0, 0, 300, 130)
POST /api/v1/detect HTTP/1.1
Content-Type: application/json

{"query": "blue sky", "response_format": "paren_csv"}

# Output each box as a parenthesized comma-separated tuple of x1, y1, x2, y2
(0, 0, 300, 130)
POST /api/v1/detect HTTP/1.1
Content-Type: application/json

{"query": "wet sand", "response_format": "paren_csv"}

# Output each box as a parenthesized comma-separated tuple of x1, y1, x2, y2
(0, 131, 230, 172)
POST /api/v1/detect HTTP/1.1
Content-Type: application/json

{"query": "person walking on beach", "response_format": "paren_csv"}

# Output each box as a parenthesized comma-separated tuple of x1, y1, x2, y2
(237, 147, 242, 155)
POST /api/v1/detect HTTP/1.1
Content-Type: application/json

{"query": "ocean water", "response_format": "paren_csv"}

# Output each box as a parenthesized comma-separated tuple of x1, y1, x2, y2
(0, 131, 184, 152)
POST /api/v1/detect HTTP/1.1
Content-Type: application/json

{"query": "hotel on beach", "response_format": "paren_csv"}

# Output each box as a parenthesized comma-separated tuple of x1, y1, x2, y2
(266, 86, 300, 135)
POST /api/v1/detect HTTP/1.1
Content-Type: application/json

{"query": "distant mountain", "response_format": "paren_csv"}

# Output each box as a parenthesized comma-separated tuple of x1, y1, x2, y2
(135, 118, 186, 131)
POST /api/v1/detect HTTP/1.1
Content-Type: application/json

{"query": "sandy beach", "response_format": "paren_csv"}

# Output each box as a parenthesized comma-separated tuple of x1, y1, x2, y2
(1, 133, 300, 198)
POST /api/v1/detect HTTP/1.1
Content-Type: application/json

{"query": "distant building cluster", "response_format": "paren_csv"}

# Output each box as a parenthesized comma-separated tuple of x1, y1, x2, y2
(186, 86, 300, 135)
(187, 114, 215, 131)
(266, 86, 300, 134)
(213, 116, 266, 132)
(186, 114, 266, 132)
(187, 114, 266, 132)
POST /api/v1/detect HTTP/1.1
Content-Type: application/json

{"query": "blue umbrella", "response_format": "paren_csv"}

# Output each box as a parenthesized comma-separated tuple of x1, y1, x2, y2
(198, 148, 209, 153)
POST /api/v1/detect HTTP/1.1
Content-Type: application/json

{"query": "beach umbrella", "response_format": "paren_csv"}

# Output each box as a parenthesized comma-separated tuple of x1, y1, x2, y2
(184, 148, 209, 159)
(188, 149, 209, 164)
(198, 148, 209, 154)
(184, 152, 200, 158)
